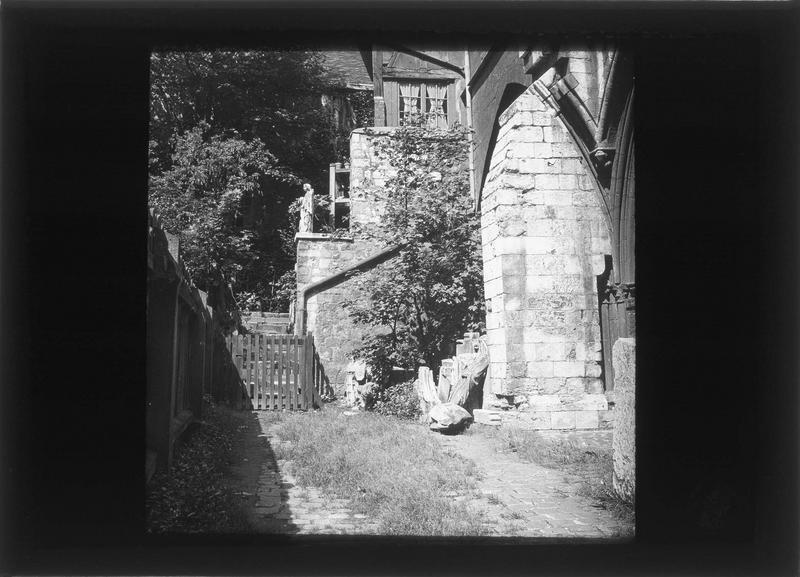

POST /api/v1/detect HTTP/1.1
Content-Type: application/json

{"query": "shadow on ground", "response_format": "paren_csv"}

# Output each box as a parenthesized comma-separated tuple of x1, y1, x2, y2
(226, 409, 299, 534)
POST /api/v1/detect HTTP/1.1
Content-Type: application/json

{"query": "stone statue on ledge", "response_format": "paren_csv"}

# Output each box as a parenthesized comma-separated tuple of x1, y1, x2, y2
(299, 183, 314, 233)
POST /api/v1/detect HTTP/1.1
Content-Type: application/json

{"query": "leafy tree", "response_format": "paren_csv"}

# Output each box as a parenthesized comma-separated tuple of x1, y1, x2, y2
(148, 49, 353, 311)
(150, 50, 336, 192)
(149, 123, 300, 311)
(345, 121, 485, 383)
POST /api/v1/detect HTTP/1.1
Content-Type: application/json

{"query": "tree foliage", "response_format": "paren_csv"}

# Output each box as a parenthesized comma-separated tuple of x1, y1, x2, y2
(345, 121, 485, 383)
(148, 50, 347, 311)
(149, 123, 300, 310)
(150, 50, 334, 190)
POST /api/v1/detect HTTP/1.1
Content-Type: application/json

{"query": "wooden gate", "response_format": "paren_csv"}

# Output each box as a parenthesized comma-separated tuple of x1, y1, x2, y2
(225, 332, 329, 410)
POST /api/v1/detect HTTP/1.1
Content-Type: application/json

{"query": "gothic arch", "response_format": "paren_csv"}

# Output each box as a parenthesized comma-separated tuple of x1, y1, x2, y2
(527, 54, 634, 287)
(477, 81, 528, 211)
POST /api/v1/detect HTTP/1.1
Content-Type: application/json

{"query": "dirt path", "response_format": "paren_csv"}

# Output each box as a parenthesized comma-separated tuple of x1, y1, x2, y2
(432, 427, 632, 539)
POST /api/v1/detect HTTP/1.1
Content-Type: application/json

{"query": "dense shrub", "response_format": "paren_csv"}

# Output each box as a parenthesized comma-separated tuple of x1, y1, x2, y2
(364, 380, 420, 420)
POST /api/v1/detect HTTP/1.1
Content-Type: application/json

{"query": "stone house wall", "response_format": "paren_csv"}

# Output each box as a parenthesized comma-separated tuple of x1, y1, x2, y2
(295, 237, 376, 389)
(295, 128, 399, 391)
(477, 83, 613, 430)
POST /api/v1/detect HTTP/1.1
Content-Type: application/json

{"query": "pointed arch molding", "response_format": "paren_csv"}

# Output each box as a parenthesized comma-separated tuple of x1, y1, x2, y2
(530, 78, 613, 237)
(610, 87, 635, 284)
(476, 81, 528, 210)
(529, 58, 635, 284)
(471, 48, 634, 279)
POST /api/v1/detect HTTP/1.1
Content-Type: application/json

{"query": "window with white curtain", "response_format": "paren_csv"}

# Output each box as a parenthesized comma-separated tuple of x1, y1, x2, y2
(397, 80, 450, 127)
(426, 83, 448, 129)
(399, 82, 421, 124)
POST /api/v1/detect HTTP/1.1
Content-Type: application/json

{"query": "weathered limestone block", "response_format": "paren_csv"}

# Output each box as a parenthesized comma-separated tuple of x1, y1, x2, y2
(575, 410, 600, 429)
(551, 411, 577, 430)
(528, 393, 607, 412)
(612, 338, 636, 504)
(473, 408, 502, 426)
(599, 409, 615, 430)
(527, 411, 552, 429)
(527, 394, 562, 411)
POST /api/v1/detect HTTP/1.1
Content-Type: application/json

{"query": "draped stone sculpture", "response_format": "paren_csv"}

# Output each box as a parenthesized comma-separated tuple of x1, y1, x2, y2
(299, 183, 314, 233)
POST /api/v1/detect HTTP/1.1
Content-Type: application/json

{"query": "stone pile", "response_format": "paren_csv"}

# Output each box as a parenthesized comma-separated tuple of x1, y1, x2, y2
(415, 333, 490, 434)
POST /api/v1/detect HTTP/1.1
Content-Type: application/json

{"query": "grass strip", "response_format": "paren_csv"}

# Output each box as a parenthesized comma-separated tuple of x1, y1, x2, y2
(270, 407, 488, 536)
(477, 426, 635, 526)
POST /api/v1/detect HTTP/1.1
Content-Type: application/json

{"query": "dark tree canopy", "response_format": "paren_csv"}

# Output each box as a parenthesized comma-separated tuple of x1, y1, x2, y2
(150, 51, 334, 189)
(148, 50, 349, 311)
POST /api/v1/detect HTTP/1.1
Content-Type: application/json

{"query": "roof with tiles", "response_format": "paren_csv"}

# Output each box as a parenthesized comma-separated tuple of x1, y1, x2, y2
(320, 50, 372, 87)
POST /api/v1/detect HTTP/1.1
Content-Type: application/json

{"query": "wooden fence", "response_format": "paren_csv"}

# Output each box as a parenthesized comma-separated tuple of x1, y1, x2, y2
(225, 332, 330, 411)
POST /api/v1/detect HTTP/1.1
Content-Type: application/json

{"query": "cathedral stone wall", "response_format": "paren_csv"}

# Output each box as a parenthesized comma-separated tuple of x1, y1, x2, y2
(476, 85, 613, 430)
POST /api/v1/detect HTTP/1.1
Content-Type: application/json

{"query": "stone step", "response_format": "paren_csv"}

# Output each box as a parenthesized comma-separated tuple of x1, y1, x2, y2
(242, 312, 291, 319)
(245, 324, 290, 333)
(255, 325, 290, 333)
(241, 311, 292, 335)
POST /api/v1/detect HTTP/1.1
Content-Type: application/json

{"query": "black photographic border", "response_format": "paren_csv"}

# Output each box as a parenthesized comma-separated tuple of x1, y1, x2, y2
(1, 1, 798, 575)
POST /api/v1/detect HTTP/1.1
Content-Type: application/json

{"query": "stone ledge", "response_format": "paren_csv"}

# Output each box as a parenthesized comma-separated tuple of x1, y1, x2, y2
(295, 233, 354, 243)
(473, 407, 610, 431)
(352, 126, 399, 136)
(473, 409, 503, 426)
(527, 393, 608, 412)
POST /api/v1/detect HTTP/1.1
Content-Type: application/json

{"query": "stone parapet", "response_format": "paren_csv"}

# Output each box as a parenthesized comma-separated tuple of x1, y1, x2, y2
(295, 232, 354, 242)
(473, 404, 613, 431)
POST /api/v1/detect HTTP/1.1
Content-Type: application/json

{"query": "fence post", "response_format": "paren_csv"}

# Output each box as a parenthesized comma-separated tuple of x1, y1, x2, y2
(266, 335, 274, 410)
(235, 335, 245, 408)
(293, 335, 301, 410)
(305, 332, 314, 409)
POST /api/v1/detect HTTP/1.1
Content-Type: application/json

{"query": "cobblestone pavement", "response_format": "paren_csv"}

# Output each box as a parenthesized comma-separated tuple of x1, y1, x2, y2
(244, 412, 380, 535)
(432, 426, 633, 539)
